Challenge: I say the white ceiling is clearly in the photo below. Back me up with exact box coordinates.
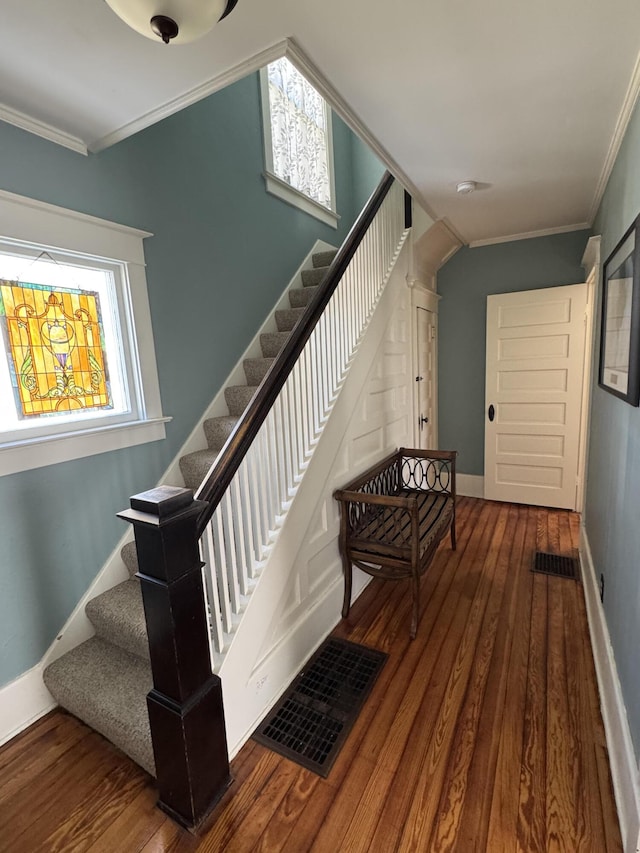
[2,0,640,245]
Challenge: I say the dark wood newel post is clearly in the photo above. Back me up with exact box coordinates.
[118,485,230,830]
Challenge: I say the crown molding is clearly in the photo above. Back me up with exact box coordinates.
[589,47,640,224]
[89,39,291,152]
[468,221,591,249]
[0,102,87,156]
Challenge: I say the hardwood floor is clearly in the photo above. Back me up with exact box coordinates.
[0,498,622,852]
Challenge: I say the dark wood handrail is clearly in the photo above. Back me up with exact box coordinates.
[196,170,397,535]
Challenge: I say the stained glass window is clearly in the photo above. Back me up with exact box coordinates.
[0,280,111,418]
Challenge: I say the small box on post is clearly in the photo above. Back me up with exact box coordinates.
[118,485,230,830]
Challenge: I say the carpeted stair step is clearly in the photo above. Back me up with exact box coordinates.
[243,358,274,386]
[312,249,337,268]
[301,266,329,288]
[275,307,306,332]
[121,540,138,578]
[180,447,219,490]
[43,637,155,776]
[289,286,319,309]
[85,579,149,661]
[260,332,290,358]
[204,414,240,451]
[225,385,258,416]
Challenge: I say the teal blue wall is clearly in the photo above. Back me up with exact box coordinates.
[0,72,383,688]
[587,95,640,761]
[437,230,590,474]
[350,134,386,218]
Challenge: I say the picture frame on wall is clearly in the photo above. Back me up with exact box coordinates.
[599,215,640,406]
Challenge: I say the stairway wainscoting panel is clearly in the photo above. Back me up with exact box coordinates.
[218,238,412,756]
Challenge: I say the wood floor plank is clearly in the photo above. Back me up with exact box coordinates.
[546,574,578,852]
[449,503,533,852]
[561,575,606,851]
[0,710,90,802]
[308,756,378,852]
[223,759,303,852]
[425,503,522,852]
[516,569,549,853]
[192,749,282,852]
[376,502,511,851]
[0,499,622,853]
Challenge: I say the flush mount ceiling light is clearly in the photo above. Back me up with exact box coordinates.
[456,180,477,195]
[105,0,238,44]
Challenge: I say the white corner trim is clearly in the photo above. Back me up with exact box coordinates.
[468,222,591,249]
[0,102,88,156]
[580,524,640,853]
[589,47,640,226]
[0,665,56,747]
[89,40,291,152]
[457,474,484,499]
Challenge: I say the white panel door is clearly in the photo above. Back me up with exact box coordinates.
[416,306,436,448]
[485,283,588,509]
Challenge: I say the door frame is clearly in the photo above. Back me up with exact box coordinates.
[408,280,440,449]
[576,236,600,512]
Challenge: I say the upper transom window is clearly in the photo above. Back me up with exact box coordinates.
[260,57,338,228]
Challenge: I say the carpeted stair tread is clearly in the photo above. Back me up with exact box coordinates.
[289,286,318,309]
[204,414,240,451]
[301,266,329,288]
[121,540,138,578]
[312,250,337,268]
[225,384,258,416]
[275,307,306,332]
[180,447,219,490]
[43,637,155,776]
[260,332,290,357]
[85,579,149,661]
[243,357,275,386]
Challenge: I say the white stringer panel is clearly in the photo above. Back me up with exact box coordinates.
[485,283,588,509]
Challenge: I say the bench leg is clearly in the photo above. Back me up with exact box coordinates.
[410,574,420,639]
[341,554,353,619]
[450,519,457,551]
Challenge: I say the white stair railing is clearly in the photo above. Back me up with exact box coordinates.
[197,177,408,657]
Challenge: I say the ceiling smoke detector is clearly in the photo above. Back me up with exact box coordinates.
[456,180,477,195]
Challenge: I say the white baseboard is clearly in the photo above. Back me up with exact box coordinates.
[0,665,56,747]
[580,525,640,853]
[457,474,484,499]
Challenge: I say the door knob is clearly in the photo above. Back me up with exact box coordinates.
[419,415,429,430]
[488,405,495,422]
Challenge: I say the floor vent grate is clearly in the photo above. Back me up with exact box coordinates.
[532,551,580,580]
[252,637,387,777]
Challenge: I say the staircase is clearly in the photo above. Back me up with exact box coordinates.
[43,248,338,776]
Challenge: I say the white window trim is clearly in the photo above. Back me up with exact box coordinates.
[0,189,170,477]
[259,65,339,229]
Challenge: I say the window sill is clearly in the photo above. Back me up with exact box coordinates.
[263,172,340,229]
[0,416,172,477]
